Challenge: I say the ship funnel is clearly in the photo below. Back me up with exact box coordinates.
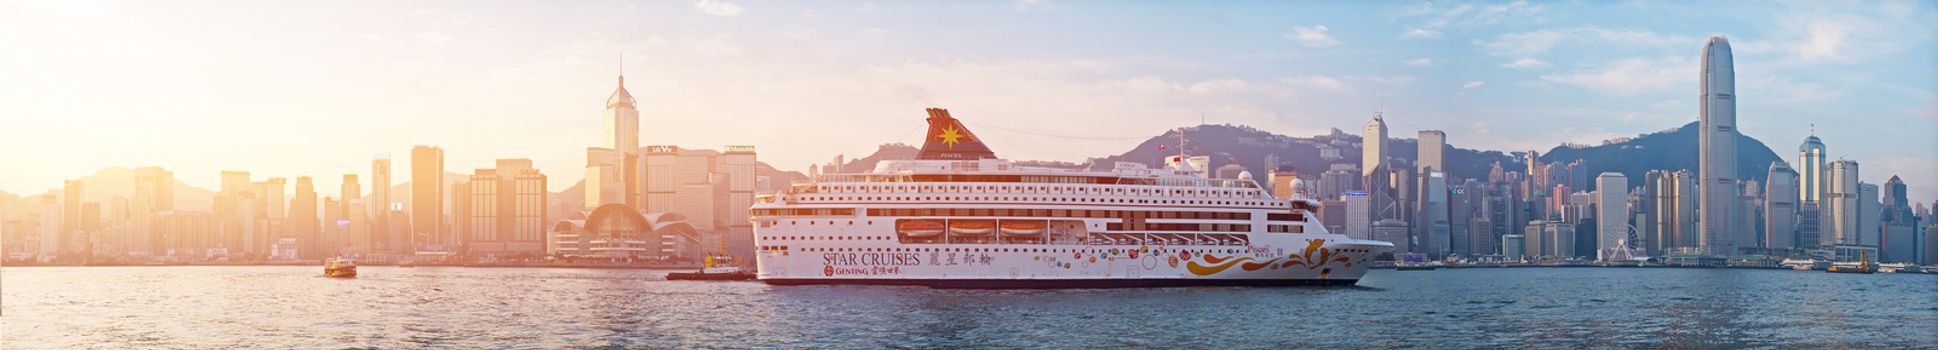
[916,108,999,160]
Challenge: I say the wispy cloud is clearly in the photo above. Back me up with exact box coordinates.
[1462,81,1486,90]
[1539,56,1693,96]
[1478,26,1695,59]
[1013,0,1057,11]
[1285,25,1340,48]
[1402,28,1441,39]
[416,31,451,44]
[1283,75,1351,92]
[1405,58,1436,67]
[693,0,744,17]
[1501,58,1546,69]
[1395,0,1544,39]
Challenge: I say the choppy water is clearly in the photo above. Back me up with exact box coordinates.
[4,266,1935,349]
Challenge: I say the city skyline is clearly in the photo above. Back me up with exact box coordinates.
[3,0,1935,201]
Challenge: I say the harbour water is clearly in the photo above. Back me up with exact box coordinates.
[4,266,1935,348]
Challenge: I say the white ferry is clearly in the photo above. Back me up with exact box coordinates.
[749,108,1392,288]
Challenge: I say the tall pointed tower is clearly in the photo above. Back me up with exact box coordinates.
[1698,35,1737,256]
[604,74,640,207]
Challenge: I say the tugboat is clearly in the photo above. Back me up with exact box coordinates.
[324,257,359,278]
[666,256,755,281]
[1825,251,1874,274]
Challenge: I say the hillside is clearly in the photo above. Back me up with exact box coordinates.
[837,122,1785,193]
[1091,124,1519,181]
[1540,122,1784,190]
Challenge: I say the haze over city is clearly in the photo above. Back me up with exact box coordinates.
[3,0,1934,201]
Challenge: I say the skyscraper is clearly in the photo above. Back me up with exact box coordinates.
[133,167,173,211]
[291,176,319,259]
[411,145,445,251]
[1797,135,1826,205]
[216,171,253,254]
[370,155,391,252]
[1765,162,1799,249]
[1595,172,1628,261]
[1420,171,1451,258]
[61,179,84,256]
[1361,113,1387,178]
[340,174,362,255]
[1417,130,1445,174]
[1822,160,1859,246]
[1698,35,1738,256]
[606,74,640,207]
[463,159,549,256]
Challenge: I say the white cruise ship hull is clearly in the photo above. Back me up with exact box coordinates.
[753,219,1388,288]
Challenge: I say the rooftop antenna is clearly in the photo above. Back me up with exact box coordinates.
[1374,88,1385,119]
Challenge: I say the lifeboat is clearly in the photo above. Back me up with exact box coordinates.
[898,220,946,238]
[949,220,996,236]
[999,220,1047,236]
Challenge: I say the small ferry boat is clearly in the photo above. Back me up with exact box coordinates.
[324,257,358,278]
[667,256,755,281]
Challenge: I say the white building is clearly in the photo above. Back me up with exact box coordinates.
[1343,192,1370,240]
[1595,172,1628,261]
[1417,130,1445,174]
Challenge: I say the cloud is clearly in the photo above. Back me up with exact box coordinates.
[857,2,881,14]
[1402,28,1441,39]
[1462,81,1486,90]
[1478,26,1695,58]
[1395,0,1544,38]
[416,31,451,44]
[1282,75,1350,92]
[1284,25,1340,48]
[693,0,744,17]
[1013,0,1057,11]
[1539,56,1693,96]
[1796,22,1848,62]
[1501,58,1547,69]
[1405,58,1436,67]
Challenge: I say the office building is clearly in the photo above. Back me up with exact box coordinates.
[1698,35,1738,256]
[370,155,392,253]
[1419,171,1451,258]
[1797,134,1826,205]
[61,180,85,256]
[1858,183,1879,247]
[1764,162,1798,249]
[463,159,549,256]
[1595,172,1628,260]
[1417,130,1445,175]
[290,176,319,259]
[412,145,445,251]
[1822,160,1859,245]
[1373,219,1410,255]
[1343,192,1370,240]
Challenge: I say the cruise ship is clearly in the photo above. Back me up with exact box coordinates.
[749,108,1392,288]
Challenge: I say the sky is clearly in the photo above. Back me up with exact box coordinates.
[2,0,1935,204]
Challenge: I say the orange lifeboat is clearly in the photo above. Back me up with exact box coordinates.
[898,220,946,238]
[949,220,996,236]
[999,220,1047,236]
